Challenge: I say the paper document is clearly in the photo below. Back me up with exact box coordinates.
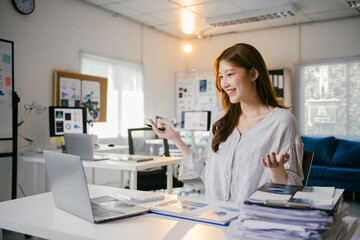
[59,77,81,107]
[245,183,343,211]
[151,198,239,226]
[236,183,347,240]
[249,190,291,202]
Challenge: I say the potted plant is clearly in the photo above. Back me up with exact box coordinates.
[82,91,100,146]
[82,91,100,127]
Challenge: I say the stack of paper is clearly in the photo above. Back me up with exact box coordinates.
[231,183,348,239]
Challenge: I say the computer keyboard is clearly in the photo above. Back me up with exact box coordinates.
[91,202,124,218]
[117,192,165,203]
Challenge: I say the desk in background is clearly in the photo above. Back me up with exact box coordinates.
[0,184,357,240]
[20,152,182,194]
[145,128,209,156]
[18,144,128,195]
[175,128,209,152]
[94,144,129,153]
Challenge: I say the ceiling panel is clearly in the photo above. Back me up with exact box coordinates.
[193,18,212,33]
[294,0,349,14]
[228,0,291,10]
[186,1,243,18]
[85,0,119,6]
[82,0,360,39]
[167,0,221,7]
[134,14,166,26]
[149,7,202,24]
[156,22,198,37]
[104,3,142,17]
[156,17,212,38]
[118,0,180,14]
[307,8,360,21]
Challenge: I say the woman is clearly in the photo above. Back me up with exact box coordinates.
[149,43,303,203]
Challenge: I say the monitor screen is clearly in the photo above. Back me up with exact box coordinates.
[181,111,211,131]
[49,106,87,137]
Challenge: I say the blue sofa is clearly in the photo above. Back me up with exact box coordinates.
[302,136,360,193]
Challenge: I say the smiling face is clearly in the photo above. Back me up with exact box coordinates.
[219,60,254,104]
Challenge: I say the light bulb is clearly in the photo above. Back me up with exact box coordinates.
[184,44,192,53]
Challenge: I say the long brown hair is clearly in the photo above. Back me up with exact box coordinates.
[211,43,287,152]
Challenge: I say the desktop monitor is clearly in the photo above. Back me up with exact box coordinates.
[181,111,211,131]
[49,106,87,137]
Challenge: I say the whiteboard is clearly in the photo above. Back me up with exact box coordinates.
[0,39,13,139]
[175,69,220,124]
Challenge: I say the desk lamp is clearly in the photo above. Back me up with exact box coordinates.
[18,101,47,152]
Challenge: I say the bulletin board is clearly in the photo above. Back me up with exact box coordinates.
[175,69,220,124]
[53,70,107,122]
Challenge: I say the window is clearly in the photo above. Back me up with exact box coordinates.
[299,57,360,139]
[80,53,144,143]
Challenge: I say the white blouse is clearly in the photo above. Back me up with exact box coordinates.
[178,107,304,203]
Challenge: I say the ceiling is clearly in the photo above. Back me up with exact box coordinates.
[81,0,360,39]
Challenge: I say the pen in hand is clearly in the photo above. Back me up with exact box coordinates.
[145,124,166,131]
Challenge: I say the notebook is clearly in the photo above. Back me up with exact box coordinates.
[64,133,110,161]
[43,150,149,223]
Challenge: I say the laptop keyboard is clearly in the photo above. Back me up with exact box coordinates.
[91,202,125,219]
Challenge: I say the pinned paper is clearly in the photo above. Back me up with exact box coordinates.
[2,54,11,64]
[5,77,11,86]
[59,77,81,107]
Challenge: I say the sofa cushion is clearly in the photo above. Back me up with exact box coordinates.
[301,136,336,165]
[325,167,360,181]
[309,165,328,178]
[332,139,360,168]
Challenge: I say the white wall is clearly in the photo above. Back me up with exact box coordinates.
[186,17,360,117]
[143,27,186,118]
[0,0,186,200]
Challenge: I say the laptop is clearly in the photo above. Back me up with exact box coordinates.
[43,150,149,223]
[64,133,109,161]
[64,133,154,162]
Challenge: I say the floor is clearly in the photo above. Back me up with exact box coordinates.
[344,199,360,239]
[2,191,360,240]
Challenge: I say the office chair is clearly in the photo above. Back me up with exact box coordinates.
[128,127,169,156]
[127,128,183,191]
[302,150,314,186]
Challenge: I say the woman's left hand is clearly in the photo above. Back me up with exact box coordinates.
[261,152,289,168]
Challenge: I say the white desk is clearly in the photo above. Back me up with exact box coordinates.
[19,145,129,195]
[0,185,357,240]
[21,152,182,194]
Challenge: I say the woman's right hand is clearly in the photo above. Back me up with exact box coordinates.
[148,119,179,142]
[148,119,190,156]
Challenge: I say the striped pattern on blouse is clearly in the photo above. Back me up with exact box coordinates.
[178,107,304,203]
